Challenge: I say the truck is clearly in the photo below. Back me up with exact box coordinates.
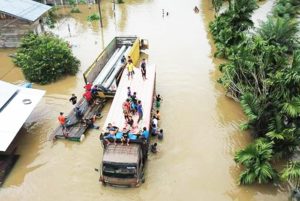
[83,36,148,98]
[99,50,156,187]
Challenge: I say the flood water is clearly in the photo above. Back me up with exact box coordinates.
[0,0,289,200]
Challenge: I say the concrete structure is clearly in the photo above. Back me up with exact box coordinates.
[0,0,51,48]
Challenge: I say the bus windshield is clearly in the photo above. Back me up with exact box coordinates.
[103,163,137,178]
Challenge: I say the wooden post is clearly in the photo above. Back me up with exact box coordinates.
[97,0,103,28]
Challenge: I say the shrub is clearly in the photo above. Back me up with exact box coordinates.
[87,13,100,21]
[13,33,80,85]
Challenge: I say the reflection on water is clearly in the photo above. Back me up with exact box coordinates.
[0,0,289,200]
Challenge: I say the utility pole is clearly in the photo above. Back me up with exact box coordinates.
[97,0,103,28]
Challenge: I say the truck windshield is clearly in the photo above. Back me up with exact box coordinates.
[103,164,137,178]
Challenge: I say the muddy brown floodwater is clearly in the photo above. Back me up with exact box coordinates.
[0,0,290,200]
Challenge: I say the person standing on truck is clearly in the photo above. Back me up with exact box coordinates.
[127,86,131,97]
[127,56,133,63]
[84,82,93,91]
[137,100,143,123]
[126,116,134,128]
[83,90,93,105]
[121,55,126,65]
[141,127,149,140]
[58,112,66,129]
[75,106,83,120]
[131,92,137,103]
[69,94,77,105]
[127,61,135,80]
[141,58,147,80]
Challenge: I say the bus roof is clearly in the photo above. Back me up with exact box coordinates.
[103,144,140,164]
[104,64,156,133]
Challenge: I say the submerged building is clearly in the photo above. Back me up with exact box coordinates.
[0,0,51,48]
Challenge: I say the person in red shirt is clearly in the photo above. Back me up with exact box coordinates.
[84,82,92,91]
[58,112,66,128]
[83,90,92,105]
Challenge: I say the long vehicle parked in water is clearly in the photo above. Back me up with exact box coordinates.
[99,59,156,187]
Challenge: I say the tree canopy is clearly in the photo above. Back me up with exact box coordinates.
[14,33,80,84]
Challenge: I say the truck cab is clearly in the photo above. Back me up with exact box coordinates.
[100,144,145,187]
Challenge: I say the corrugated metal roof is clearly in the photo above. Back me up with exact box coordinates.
[0,81,45,152]
[0,0,51,22]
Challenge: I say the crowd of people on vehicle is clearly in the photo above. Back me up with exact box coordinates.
[102,87,163,153]
[57,81,103,137]
[58,56,163,153]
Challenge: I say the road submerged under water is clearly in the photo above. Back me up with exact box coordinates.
[0,0,290,200]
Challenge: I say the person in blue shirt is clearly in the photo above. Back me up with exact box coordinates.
[141,127,149,140]
[137,100,143,123]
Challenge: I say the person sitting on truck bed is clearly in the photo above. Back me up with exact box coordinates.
[104,133,116,145]
[127,132,138,146]
[121,127,129,145]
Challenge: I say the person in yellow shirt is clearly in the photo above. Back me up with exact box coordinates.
[127,60,135,79]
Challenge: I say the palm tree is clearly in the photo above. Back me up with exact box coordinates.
[258,17,299,52]
[235,138,277,184]
[281,161,300,189]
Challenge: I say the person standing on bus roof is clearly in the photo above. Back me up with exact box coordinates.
[141,58,147,80]
[137,100,143,123]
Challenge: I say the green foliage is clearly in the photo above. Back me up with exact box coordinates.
[68,0,76,6]
[235,138,278,184]
[79,0,86,4]
[258,17,299,52]
[211,0,224,14]
[71,7,81,13]
[210,0,300,187]
[45,6,59,29]
[209,0,258,58]
[281,161,300,188]
[273,0,300,19]
[13,33,80,85]
[87,13,100,21]
[116,0,124,3]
